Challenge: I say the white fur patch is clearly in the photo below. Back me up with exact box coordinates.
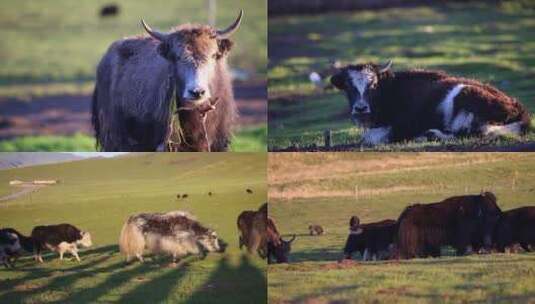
[361,126,391,145]
[437,84,465,130]
[348,70,374,95]
[425,129,454,140]
[481,122,522,137]
[451,110,474,133]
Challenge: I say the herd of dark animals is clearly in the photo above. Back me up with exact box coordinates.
[175,188,252,199]
[256,192,535,264]
[3,192,532,268]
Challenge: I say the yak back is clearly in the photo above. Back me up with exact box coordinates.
[31,224,82,247]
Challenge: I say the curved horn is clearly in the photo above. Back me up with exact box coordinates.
[216,10,243,39]
[379,59,393,73]
[140,19,167,41]
[286,234,296,243]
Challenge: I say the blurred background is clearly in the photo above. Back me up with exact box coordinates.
[268,0,535,151]
[0,0,267,152]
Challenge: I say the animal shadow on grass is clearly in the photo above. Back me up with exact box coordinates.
[0,245,119,303]
[187,255,266,304]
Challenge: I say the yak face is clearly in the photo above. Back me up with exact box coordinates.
[269,235,295,263]
[77,231,93,248]
[0,232,21,253]
[142,10,242,105]
[198,231,226,253]
[330,60,392,127]
[343,230,364,259]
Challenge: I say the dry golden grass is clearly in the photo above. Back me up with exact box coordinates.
[268,153,526,185]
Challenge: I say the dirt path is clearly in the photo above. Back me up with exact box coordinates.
[0,81,266,140]
[0,184,44,202]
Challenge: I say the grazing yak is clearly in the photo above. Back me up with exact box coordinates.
[0,230,21,268]
[330,61,530,145]
[119,211,226,264]
[494,206,535,253]
[397,192,502,259]
[92,10,243,151]
[31,224,93,263]
[267,217,295,264]
[343,216,397,261]
[308,225,324,236]
[237,203,267,257]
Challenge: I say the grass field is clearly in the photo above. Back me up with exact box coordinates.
[268,153,535,303]
[0,153,267,303]
[0,0,267,151]
[268,2,535,151]
[0,125,267,152]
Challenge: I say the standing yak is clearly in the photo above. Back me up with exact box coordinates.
[397,192,502,259]
[92,11,243,151]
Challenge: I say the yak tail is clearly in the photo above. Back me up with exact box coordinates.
[119,220,145,261]
[91,84,101,150]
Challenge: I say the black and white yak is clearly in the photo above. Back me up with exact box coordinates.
[119,211,226,264]
[330,60,531,145]
[31,224,93,263]
[0,229,21,268]
[92,11,243,151]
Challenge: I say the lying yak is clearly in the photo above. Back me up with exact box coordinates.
[31,224,93,263]
[343,216,397,261]
[494,206,535,253]
[119,211,226,264]
[93,10,242,151]
[330,60,530,145]
[0,229,21,268]
[397,192,502,259]
[237,203,267,257]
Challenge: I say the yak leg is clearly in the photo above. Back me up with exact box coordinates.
[136,253,144,263]
[362,249,370,261]
[520,242,531,252]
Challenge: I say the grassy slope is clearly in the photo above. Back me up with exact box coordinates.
[0,125,268,152]
[268,3,535,151]
[0,0,267,152]
[0,153,267,303]
[268,153,535,303]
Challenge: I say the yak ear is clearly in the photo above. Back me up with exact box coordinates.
[330,72,346,90]
[157,42,173,60]
[216,39,233,59]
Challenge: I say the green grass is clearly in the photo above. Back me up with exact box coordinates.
[268,153,535,303]
[0,125,267,152]
[0,153,267,303]
[0,0,266,96]
[268,3,535,151]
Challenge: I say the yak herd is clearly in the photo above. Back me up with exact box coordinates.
[343,192,535,261]
[2,192,533,268]
[242,192,534,264]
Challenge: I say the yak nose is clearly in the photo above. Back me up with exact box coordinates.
[189,88,206,100]
[353,105,369,113]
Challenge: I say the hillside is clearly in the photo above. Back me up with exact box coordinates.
[0,152,84,170]
[0,153,267,303]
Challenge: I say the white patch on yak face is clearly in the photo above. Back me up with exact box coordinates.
[197,231,221,253]
[348,69,376,115]
[176,61,214,104]
[77,232,93,248]
[437,84,465,130]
